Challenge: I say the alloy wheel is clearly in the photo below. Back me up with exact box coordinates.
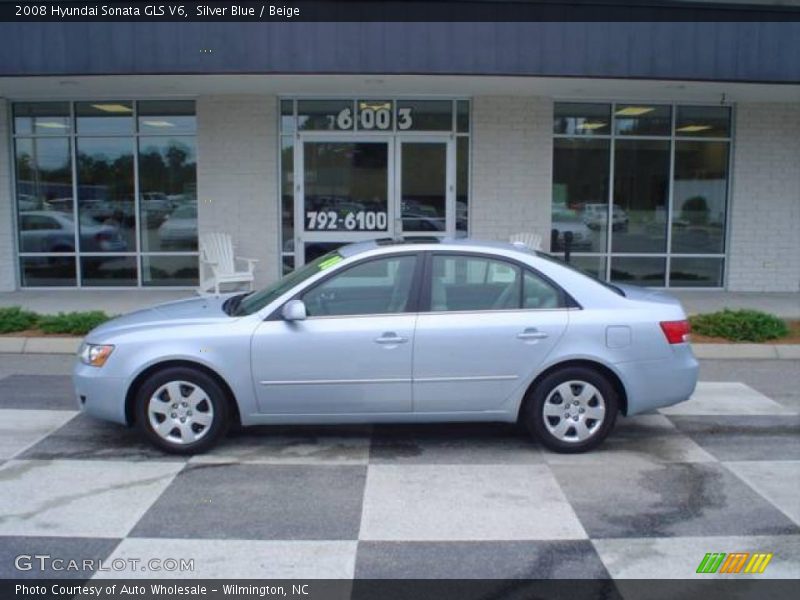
[542,380,606,443]
[147,380,215,445]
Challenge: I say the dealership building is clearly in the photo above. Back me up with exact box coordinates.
[0,8,798,294]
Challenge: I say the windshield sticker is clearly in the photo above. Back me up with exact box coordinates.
[318,255,344,270]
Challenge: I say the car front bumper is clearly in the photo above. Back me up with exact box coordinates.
[73,361,129,425]
[616,344,699,416]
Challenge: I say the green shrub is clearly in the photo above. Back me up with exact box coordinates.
[37,311,111,335]
[690,309,789,342]
[0,306,39,333]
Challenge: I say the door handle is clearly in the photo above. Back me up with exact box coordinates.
[517,328,548,340]
[375,332,408,344]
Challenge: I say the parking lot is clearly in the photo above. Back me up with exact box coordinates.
[0,354,798,580]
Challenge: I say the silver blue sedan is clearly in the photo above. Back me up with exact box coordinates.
[73,239,698,454]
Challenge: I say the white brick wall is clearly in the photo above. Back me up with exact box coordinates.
[196,95,279,288]
[727,103,800,292]
[470,96,553,247]
[0,99,15,291]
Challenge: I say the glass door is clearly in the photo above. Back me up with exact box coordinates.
[395,137,454,238]
[296,137,393,265]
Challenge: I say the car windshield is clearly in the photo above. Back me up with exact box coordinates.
[534,251,625,297]
[230,252,345,316]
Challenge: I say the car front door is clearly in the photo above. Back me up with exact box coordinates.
[412,252,569,414]
[251,253,421,415]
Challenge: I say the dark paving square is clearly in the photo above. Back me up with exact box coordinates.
[369,423,542,464]
[355,540,610,579]
[552,461,800,539]
[667,415,800,461]
[130,463,367,540]
[0,375,76,410]
[0,536,120,579]
[17,413,185,462]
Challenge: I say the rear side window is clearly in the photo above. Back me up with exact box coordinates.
[523,270,561,309]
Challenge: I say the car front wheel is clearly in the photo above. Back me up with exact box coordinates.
[522,366,618,453]
[134,366,229,454]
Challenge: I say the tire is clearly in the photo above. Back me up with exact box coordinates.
[134,366,230,455]
[522,366,618,453]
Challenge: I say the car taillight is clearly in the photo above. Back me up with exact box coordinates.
[660,320,691,344]
[95,232,112,242]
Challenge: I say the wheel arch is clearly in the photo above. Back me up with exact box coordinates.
[518,358,629,419]
[124,359,241,427]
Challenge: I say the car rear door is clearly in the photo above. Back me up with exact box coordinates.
[412,252,568,413]
[251,252,422,415]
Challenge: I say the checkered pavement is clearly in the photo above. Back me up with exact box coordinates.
[0,373,798,580]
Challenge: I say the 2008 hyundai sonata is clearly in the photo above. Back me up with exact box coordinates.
[74,239,698,454]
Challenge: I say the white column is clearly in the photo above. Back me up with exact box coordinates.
[470,96,553,248]
[196,95,279,287]
[727,103,800,292]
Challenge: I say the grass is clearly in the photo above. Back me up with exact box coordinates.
[0,306,111,336]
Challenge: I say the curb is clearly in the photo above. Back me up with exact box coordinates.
[1,336,799,360]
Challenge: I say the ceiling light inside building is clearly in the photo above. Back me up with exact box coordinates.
[91,103,133,113]
[676,125,713,133]
[577,121,607,130]
[615,106,655,117]
[142,120,175,127]
[35,121,68,129]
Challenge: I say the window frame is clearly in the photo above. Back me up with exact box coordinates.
[419,251,573,314]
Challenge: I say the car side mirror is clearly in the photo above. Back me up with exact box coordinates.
[282,299,307,321]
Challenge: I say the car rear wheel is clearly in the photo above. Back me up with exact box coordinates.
[134,366,229,454]
[522,366,618,453]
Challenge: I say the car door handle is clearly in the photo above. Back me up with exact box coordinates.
[517,328,548,340]
[375,332,408,344]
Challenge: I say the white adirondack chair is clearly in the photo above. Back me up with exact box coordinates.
[509,232,543,251]
[198,233,258,296]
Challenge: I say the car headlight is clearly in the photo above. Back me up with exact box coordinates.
[78,343,114,367]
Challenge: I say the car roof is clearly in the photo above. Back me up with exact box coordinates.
[339,237,537,258]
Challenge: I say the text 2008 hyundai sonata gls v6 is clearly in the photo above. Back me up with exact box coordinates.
[74,239,698,454]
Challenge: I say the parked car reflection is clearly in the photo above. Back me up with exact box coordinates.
[19,210,127,253]
[158,204,198,249]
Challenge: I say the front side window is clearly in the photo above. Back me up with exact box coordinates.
[431,255,522,312]
[303,255,417,317]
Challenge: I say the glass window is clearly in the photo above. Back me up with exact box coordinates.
[552,138,610,253]
[19,256,76,287]
[280,99,295,134]
[138,137,197,252]
[456,100,470,133]
[14,102,71,135]
[676,106,731,138]
[400,142,447,234]
[396,100,452,131]
[456,137,469,235]
[303,255,417,317]
[610,256,666,287]
[15,137,74,253]
[670,257,724,288]
[431,255,521,312]
[560,255,607,281]
[76,137,135,253]
[80,255,138,286]
[281,137,294,254]
[554,103,611,136]
[298,99,354,131]
[671,141,729,254]
[523,271,561,309]
[76,102,133,135]
[142,255,199,287]
[138,101,196,134]
[614,104,671,136]
[612,139,670,253]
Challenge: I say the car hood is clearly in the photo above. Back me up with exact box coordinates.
[87,294,238,339]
